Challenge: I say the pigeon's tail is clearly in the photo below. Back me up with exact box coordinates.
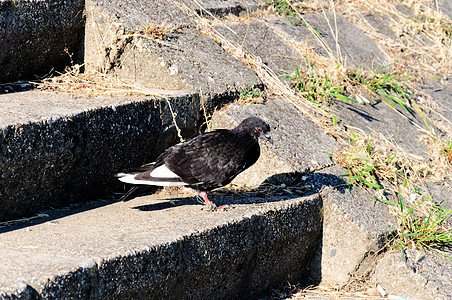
[116,164,191,187]
[116,164,189,201]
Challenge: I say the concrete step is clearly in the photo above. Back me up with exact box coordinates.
[83,0,262,112]
[0,190,321,299]
[0,89,202,222]
[0,0,84,83]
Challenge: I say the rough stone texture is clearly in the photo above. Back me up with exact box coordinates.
[0,90,201,222]
[417,78,452,221]
[0,89,191,127]
[210,97,340,187]
[418,179,452,231]
[209,100,401,287]
[174,0,266,17]
[372,248,452,299]
[307,166,398,286]
[215,20,303,79]
[410,78,452,221]
[419,77,452,124]
[330,100,430,158]
[88,0,194,29]
[433,0,452,18]
[424,179,452,207]
[0,192,322,299]
[116,29,262,111]
[0,0,85,83]
[83,0,193,73]
[265,14,389,69]
[363,12,399,40]
[84,0,261,111]
[362,4,444,49]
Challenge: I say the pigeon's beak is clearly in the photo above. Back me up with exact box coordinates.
[260,132,273,145]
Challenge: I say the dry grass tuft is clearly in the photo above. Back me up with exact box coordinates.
[271,280,381,299]
[334,131,451,252]
[35,64,167,98]
[35,65,185,142]
[141,23,181,39]
[421,133,452,172]
[334,132,434,192]
[339,0,452,79]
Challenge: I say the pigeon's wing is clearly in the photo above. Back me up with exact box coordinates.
[163,129,260,190]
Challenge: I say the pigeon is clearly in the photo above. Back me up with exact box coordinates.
[116,117,272,210]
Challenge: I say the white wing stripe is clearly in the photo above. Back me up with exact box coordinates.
[117,173,189,186]
[149,165,180,178]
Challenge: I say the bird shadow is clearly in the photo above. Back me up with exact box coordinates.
[344,106,380,123]
[133,171,347,212]
[133,197,189,211]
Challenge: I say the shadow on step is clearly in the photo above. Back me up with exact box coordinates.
[133,171,347,211]
[0,197,118,234]
[0,171,346,235]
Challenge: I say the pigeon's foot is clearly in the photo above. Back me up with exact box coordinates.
[198,191,228,212]
[201,203,217,211]
[201,203,229,212]
[214,205,229,211]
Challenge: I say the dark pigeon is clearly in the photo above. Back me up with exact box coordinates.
[116,117,272,210]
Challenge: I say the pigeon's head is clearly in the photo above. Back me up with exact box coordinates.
[236,117,272,143]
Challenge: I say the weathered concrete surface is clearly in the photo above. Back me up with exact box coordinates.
[116,28,262,112]
[84,0,194,73]
[0,192,322,299]
[372,248,452,299]
[363,12,399,41]
[419,77,452,124]
[423,180,452,224]
[84,0,262,111]
[265,13,389,69]
[303,12,389,69]
[0,90,201,222]
[174,0,266,17]
[215,20,303,79]
[0,89,190,127]
[330,100,430,158]
[0,0,85,83]
[210,98,340,187]
[433,0,452,18]
[301,166,398,287]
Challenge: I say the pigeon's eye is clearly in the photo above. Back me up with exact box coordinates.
[256,127,262,132]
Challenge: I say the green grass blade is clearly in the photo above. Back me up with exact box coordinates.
[331,93,357,103]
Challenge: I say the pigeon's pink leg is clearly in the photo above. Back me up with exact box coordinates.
[199,191,228,211]
[199,191,212,205]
